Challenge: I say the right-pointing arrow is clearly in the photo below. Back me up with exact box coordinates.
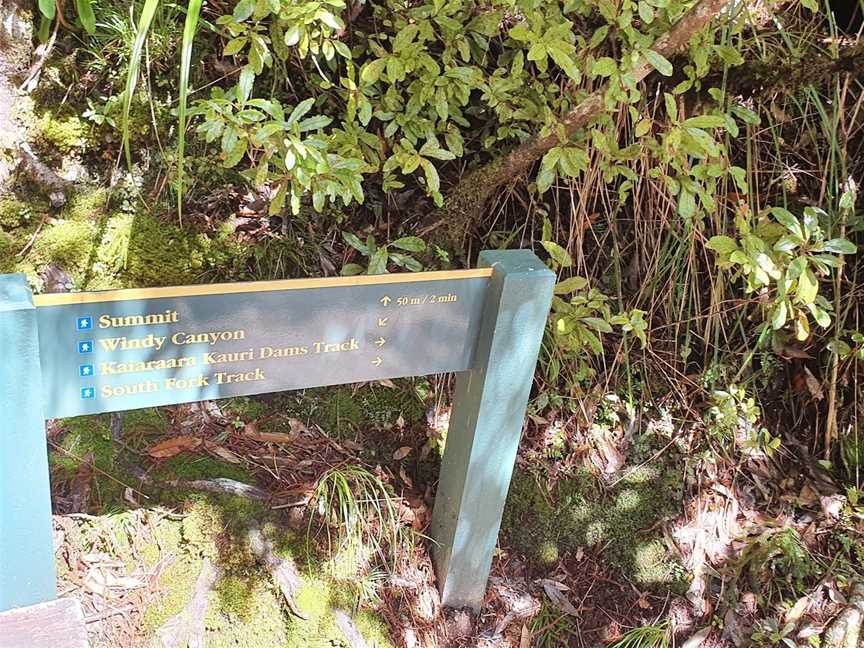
[375,337,386,347]
[371,357,383,367]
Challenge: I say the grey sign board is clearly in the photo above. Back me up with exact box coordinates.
[34,271,492,418]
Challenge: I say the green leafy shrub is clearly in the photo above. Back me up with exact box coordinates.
[707,205,857,340]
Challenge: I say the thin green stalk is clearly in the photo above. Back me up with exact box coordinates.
[177,0,203,223]
[121,0,160,169]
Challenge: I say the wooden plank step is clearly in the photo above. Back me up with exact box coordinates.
[0,598,88,648]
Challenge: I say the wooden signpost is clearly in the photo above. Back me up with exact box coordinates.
[0,249,553,632]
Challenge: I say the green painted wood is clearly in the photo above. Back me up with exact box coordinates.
[0,274,57,612]
[35,276,489,418]
[0,250,552,614]
[430,250,554,610]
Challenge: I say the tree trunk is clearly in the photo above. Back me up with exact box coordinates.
[434,0,734,245]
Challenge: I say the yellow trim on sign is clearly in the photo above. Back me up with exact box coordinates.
[32,268,494,306]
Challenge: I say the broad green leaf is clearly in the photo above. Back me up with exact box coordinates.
[770,207,804,239]
[682,115,726,129]
[823,238,857,254]
[536,167,555,194]
[224,38,248,56]
[582,317,613,333]
[233,0,255,21]
[284,24,301,46]
[678,188,696,219]
[643,49,672,76]
[547,44,581,81]
[541,240,573,267]
[706,235,738,255]
[796,268,819,304]
[591,57,617,77]
[554,276,588,294]
[664,92,678,122]
[76,0,96,33]
[360,59,387,84]
[827,339,852,357]
[341,263,365,276]
[771,301,788,329]
[39,0,56,20]
[390,253,423,272]
[638,2,654,23]
[342,231,368,254]
[298,115,332,132]
[286,98,315,126]
[527,43,547,63]
[238,65,255,102]
[314,9,343,30]
[419,158,440,192]
[391,236,426,252]
[773,236,799,253]
[807,303,831,328]
[367,248,389,275]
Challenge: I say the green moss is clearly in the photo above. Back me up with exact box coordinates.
[140,513,184,568]
[223,397,273,422]
[156,454,253,485]
[50,415,134,510]
[121,408,168,438]
[0,198,36,229]
[536,540,560,568]
[354,611,395,648]
[304,383,425,438]
[214,575,256,620]
[0,232,16,273]
[123,214,208,286]
[205,579,288,647]
[31,219,98,275]
[35,111,86,156]
[62,188,109,222]
[141,555,203,635]
[502,453,687,593]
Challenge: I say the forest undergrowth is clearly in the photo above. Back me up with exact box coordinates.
[1,0,863,646]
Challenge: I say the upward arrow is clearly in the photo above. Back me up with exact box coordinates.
[379,295,391,306]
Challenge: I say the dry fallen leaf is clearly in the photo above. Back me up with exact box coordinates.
[287,418,309,434]
[242,421,296,444]
[520,624,530,648]
[147,436,203,458]
[539,579,580,616]
[203,441,242,464]
[393,446,412,460]
[803,367,824,401]
[399,465,413,489]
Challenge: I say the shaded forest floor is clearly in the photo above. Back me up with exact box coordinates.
[1,1,864,647]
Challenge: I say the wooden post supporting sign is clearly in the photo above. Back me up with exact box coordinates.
[0,249,553,623]
[432,250,554,609]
